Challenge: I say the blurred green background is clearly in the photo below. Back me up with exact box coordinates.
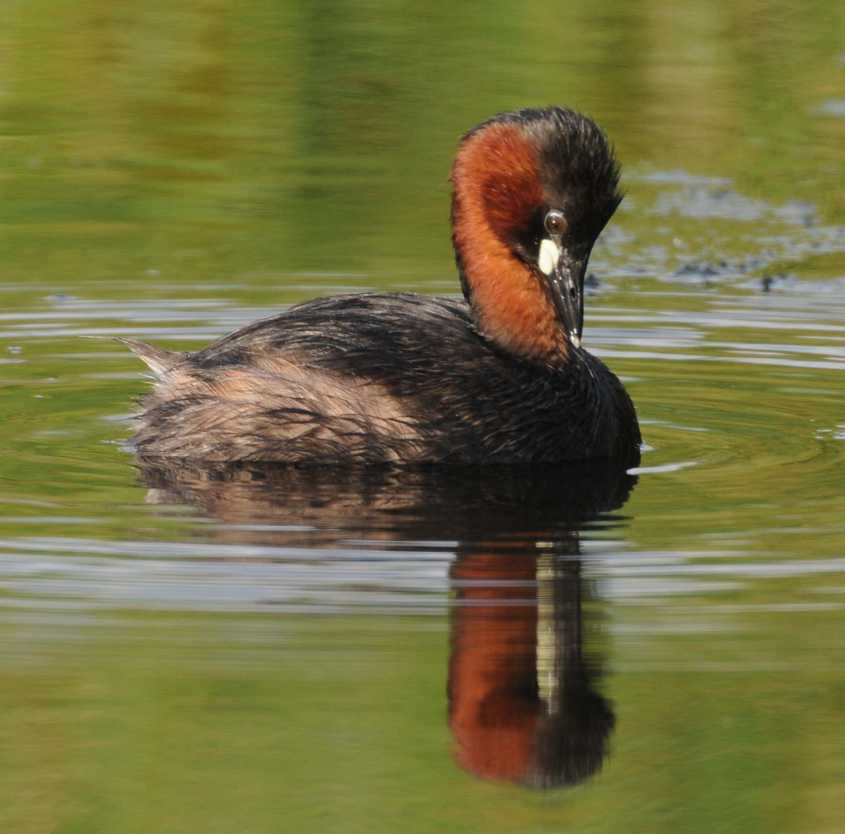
[2,0,844,290]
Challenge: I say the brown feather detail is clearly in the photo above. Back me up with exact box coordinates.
[117,337,185,377]
[134,356,424,463]
[452,123,567,365]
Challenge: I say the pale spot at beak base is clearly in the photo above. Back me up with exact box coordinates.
[538,238,560,276]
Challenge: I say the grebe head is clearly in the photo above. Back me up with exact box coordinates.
[451,107,622,365]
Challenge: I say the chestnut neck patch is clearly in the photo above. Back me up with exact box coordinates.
[451,122,567,366]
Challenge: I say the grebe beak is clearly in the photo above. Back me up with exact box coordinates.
[538,239,586,349]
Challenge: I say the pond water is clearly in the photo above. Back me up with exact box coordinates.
[2,3,845,832]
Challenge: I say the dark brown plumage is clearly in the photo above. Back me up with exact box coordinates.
[124,107,640,466]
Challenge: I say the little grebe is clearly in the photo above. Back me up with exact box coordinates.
[124,106,640,465]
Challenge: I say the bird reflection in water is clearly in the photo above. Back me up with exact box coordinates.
[137,458,636,790]
[451,532,614,789]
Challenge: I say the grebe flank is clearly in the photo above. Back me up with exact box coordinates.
[124,106,640,465]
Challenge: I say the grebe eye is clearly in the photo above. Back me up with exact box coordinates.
[544,210,567,236]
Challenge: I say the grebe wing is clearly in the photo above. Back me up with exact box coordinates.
[190,293,479,385]
[127,295,477,463]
